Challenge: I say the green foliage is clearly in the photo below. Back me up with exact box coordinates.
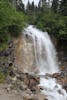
[0,42,8,52]
[51,0,59,13]
[25,0,67,40]
[60,0,67,16]
[0,72,5,83]
[0,0,67,43]
[34,11,67,39]
[0,0,25,42]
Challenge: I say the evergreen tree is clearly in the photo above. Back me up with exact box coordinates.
[9,0,17,7]
[26,1,35,15]
[16,0,24,12]
[31,1,35,11]
[26,0,30,14]
[38,0,48,12]
[60,0,67,16]
[52,0,59,13]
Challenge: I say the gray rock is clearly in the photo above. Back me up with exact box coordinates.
[63,84,67,91]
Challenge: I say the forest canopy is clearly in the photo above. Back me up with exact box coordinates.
[0,0,67,42]
[0,0,25,42]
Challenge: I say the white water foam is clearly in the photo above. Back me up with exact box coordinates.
[40,77,67,100]
[23,25,59,75]
[23,25,67,100]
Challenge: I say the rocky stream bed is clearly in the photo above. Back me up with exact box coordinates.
[0,39,67,100]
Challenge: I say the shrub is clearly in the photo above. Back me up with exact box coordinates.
[0,0,25,41]
[35,11,67,39]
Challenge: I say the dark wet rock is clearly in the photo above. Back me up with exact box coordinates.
[31,87,36,93]
[61,71,67,77]
[24,73,40,89]
[63,84,67,92]
[4,50,11,56]
[58,89,64,95]
[9,71,15,77]
[52,73,60,78]
[4,48,14,57]
[39,86,44,90]
[8,61,13,66]
[52,72,67,80]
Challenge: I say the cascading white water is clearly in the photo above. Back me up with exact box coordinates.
[23,25,67,100]
[40,77,67,100]
[23,25,59,74]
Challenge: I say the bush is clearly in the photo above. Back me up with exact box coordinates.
[0,0,25,41]
[35,11,67,39]
[8,24,22,37]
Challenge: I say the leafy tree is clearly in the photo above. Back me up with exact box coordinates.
[0,0,25,42]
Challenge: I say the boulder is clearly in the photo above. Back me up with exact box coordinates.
[24,73,39,89]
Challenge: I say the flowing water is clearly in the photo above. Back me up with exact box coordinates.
[23,25,67,100]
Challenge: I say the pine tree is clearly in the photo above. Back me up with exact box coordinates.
[31,1,35,11]
[26,0,30,13]
[52,0,59,13]
[16,0,24,12]
[60,0,67,16]
[38,0,48,12]
[9,0,17,7]
[26,1,35,15]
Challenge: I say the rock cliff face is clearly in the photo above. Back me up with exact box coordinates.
[0,34,67,100]
[14,35,36,73]
[0,40,15,77]
[13,34,67,91]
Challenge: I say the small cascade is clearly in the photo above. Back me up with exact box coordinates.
[23,25,67,100]
[40,77,67,100]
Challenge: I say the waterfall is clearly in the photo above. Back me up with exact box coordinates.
[23,25,67,100]
[23,25,59,74]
